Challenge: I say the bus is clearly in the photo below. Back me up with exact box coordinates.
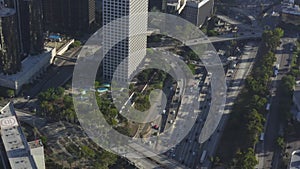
[200,150,207,164]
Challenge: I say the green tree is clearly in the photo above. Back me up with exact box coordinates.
[100,150,118,168]
[40,135,47,146]
[81,145,95,158]
[250,95,267,112]
[277,137,285,150]
[56,87,65,97]
[273,27,284,38]
[72,40,81,48]
[281,75,295,94]
[246,109,264,144]
[231,148,258,169]
[63,95,73,108]
[207,30,218,36]
[6,89,15,98]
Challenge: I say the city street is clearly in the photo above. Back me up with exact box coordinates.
[201,42,258,169]
[256,37,297,169]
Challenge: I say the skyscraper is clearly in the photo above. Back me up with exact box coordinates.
[149,0,167,12]
[0,0,21,75]
[42,0,95,34]
[18,0,44,56]
[0,0,44,75]
[180,0,214,27]
[102,0,148,82]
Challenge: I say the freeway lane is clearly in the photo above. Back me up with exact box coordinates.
[200,42,258,169]
[258,38,296,169]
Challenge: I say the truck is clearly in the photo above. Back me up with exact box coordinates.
[200,150,207,164]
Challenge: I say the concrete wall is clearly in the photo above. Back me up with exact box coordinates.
[180,0,214,27]
[282,12,300,25]
[30,146,45,169]
[0,39,74,94]
[0,50,53,93]
[57,39,75,56]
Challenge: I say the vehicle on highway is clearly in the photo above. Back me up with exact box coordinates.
[275,64,279,70]
[153,125,159,130]
[266,103,271,111]
[273,64,279,77]
[260,133,264,141]
[273,69,278,77]
[200,150,207,164]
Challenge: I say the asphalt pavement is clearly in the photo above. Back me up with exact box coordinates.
[256,38,296,169]
[201,42,258,169]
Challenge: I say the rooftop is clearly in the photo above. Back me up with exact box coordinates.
[0,102,38,169]
[282,6,300,15]
[0,48,52,81]
[28,140,43,150]
[186,0,210,8]
[282,0,300,15]
[0,48,53,90]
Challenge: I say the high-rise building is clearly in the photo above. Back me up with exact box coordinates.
[95,0,102,24]
[166,0,187,14]
[149,0,167,12]
[18,0,44,56]
[0,0,45,75]
[42,0,95,34]
[0,102,45,169]
[166,0,214,27]
[0,0,21,75]
[180,0,214,27]
[103,0,148,82]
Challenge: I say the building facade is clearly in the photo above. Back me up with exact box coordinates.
[0,0,21,75]
[180,0,214,27]
[18,0,44,56]
[0,102,45,169]
[0,0,45,75]
[166,0,187,14]
[102,0,148,82]
[42,0,96,34]
[149,0,167,12]
[281,1,300,26]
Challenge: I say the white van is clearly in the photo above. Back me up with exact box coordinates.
[260,133,265,141]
